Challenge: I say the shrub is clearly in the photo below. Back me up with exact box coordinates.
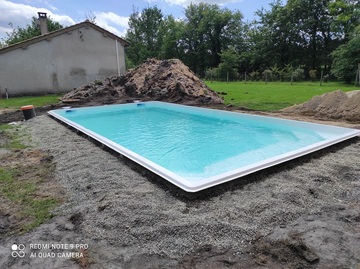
[309,69,317,80]
[263,70,273,81]
[292,67,305,81]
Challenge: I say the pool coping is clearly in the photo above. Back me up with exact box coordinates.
[48,101,360,192]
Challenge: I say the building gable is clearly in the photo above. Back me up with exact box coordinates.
[0,21,129,55]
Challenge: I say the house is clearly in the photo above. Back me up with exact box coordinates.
[0,13,130,96]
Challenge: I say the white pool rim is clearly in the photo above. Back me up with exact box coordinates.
[48,102,360,192]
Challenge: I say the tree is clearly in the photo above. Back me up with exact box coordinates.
[286,0,337,74]
[181,3,244,77]
[159,15,185,60]
[329,0,360,41]
[331,26,360,83]
[249,0,347,77]
[2,16,63,46]
[124,4,244,76]
[125,6,165,66]
[217,47,239,82]
[247,0,303,72]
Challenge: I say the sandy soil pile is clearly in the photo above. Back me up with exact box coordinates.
[0,115,359,268]
[62,58,223,105]
[282,90,360,121]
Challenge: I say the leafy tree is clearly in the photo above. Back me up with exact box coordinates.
[252,0,300,69]
[125,6,165,66]
[124,4,245,78]
[249,0,348,78]
[331,26,360,83]
[238,25,268,73]
[286,0,338,74]
[181,3,244,77]
[217,47,239,82]
[329,0,360,41]
[159,15,185,60]
[2,16,63,46]
[122,2,359,82]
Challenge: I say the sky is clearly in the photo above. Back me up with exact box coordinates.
[0,0,278,41]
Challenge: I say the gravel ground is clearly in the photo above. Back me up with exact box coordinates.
[0,114,359,269]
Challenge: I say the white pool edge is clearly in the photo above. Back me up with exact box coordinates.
[48,103,360,192]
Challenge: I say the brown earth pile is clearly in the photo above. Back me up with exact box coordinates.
[282,90,360,122]
[61,58,223,105]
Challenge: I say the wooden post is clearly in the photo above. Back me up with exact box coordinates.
[245,72,247,84]
[357,64,360,87]
[291,73,294,85]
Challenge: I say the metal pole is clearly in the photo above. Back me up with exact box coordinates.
[320,70,323,86]
[115,39,120,76]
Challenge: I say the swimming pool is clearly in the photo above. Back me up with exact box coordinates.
[48,101,360,192]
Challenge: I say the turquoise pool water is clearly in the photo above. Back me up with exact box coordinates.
[49,102,360,192]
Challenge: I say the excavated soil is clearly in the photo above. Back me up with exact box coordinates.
[282,90,360,122]
[61,58,223,106]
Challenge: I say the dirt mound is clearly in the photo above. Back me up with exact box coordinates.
[282,90,360,122]
[62,58,223,105]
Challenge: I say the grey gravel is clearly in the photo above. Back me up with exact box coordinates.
[0,114,359,268]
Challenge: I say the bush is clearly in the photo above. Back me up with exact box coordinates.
[249,71,260,81]
[309,69,317,80]
[263,70,273,81]
[292,67,305,81]
[205,68,217,81]
[331,26,360,83]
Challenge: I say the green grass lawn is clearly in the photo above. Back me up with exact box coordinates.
[0,82,358,112]
[205,81,358,111]
[0,94,62,109]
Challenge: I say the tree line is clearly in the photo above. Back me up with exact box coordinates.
[1,1,359,83]
[125,1,359,83]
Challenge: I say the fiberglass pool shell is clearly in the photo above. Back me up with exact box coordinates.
[48,101,360,192]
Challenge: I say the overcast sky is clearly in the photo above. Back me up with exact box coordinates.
[0,0,279,41]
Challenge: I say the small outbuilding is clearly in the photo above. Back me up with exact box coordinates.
[0,13,130,96]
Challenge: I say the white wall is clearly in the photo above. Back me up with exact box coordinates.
[0,26,126,96]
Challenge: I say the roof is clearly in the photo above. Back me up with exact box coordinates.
[0,21,130,55]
